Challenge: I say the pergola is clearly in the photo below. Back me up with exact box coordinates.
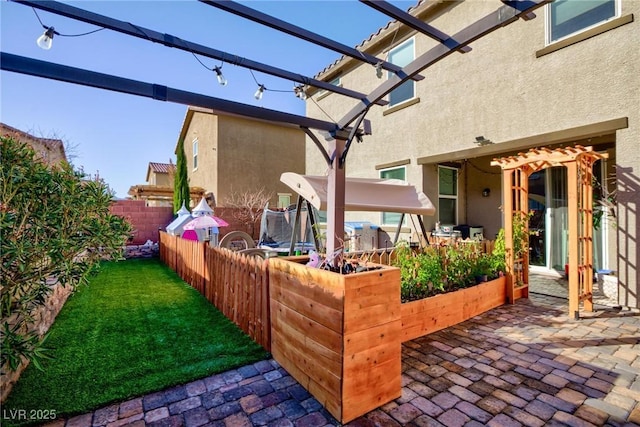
[1,0,551,264]
[491,146,608,319]
[127,184,205,206]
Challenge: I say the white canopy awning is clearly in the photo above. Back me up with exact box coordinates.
[280,172,435,216]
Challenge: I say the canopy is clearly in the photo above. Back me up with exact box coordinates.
[184,215,229,229]
[280,173,435,216]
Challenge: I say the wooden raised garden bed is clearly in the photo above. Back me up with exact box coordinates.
[401,276,507,342]
[268,257,402,424]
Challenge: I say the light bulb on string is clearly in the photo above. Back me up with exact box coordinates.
[294,85,307,100]
[213,66,227,86]
[37,27,56,50]
[254,84,265,100]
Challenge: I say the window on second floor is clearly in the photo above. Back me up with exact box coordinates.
[316,76,341,99]
[438,166,458,225]
[548,0,617,43]
[387,38,415,107]
[192,138,198,170]
[380,166,407,226]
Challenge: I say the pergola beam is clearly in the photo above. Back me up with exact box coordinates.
[338,0,550,129]
[198,0,424,81]
[14,0,387,106]
[359,0,472,53]
[0,52,339,133]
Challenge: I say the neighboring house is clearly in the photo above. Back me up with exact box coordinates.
[128,161,205,207]
[177,106,306,209]
[305,0,638,308]
[1,122,67,166]
[146,162,175,187]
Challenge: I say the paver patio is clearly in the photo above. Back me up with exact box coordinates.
[48,278,639,427]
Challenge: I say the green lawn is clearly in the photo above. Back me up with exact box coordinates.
[3,258,268,422]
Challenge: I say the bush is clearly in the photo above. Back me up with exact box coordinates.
[1,136,132,372]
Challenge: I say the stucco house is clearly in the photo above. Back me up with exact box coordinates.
[1,123,67,166]
[177,106,306,209]
[305,0,638,308]
[146,162,175,187]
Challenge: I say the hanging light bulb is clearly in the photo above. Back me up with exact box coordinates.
[213,66,227,86]
[254,84,265,100]
[37,27,56,50]
[294,85,307,100]
[375,61,383,79]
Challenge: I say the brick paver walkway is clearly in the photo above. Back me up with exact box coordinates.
[49,294,639,427]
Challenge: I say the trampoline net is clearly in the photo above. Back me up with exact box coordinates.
[258,204,316,252]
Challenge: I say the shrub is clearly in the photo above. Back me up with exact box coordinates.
[1,135,132,372]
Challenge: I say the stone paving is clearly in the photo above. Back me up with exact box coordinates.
[47,289,640,427]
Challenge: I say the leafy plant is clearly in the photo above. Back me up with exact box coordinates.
[1,136,132,372]
[490,228,506,275]
[512,212,530,260]
[393,243,444,302]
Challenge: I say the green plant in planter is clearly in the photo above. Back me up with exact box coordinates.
[393,243,444,302]
[444,244,477,288]
[472,252,493,283]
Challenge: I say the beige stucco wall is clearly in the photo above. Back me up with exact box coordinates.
[183,111,219,199]
[306,1,639,307]
[216,115,305,206]
[181,110,305,208]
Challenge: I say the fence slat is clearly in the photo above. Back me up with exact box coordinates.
[158,232,270,350]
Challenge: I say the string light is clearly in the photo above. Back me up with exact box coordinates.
[254,84,266,100]
[32,8,104,50]
[213,65,227,86]
[36,27,56,50]
[294,85,307,100]
[375,61,383,79]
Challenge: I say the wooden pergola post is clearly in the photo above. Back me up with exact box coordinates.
[492,146,607,317]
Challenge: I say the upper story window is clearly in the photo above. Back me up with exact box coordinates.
[388,38,415,107]
[438,166,458,225]
[548,0,617,43]
[380,166,407,226]
[192,138,198,170]
[316,76,341,99]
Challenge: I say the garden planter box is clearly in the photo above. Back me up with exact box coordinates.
[401,276,507,342]
[268,258,402,423]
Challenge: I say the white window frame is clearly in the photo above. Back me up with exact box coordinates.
[192,138,198,171]
[545,0,619,44]
[438,166,458,225]
[387,38,415,107]
[379,166,407,226]
[277,193,291,209]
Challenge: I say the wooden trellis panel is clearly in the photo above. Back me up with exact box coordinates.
[492,146,607,317]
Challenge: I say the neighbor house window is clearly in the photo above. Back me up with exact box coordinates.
[388,38,415,107]
[277,193,291,209]
[380,166,406,226]
[192,138,198,170]
[548,0,617,42]
[438,166,458,225]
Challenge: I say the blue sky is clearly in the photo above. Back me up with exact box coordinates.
[1,1,413,198]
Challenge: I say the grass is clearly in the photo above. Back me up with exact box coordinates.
[3,258,268,422]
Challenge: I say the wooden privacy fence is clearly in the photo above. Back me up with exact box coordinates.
[159,232,270,350]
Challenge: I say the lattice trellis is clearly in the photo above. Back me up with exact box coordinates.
[491,146,607,318]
